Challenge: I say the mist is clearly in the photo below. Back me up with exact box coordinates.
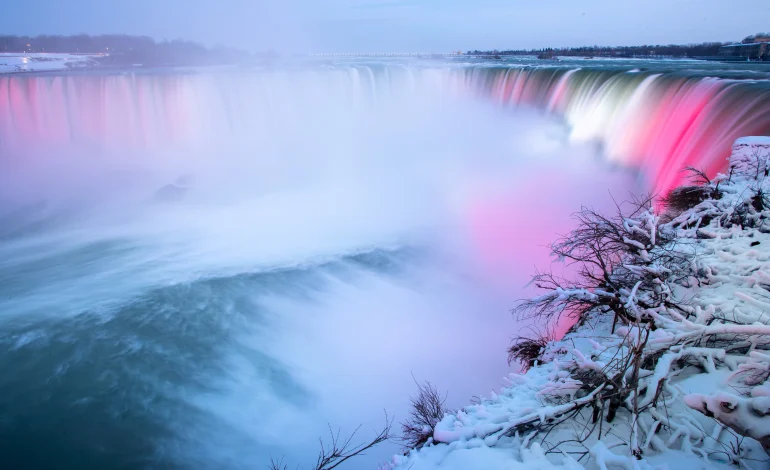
[0,65,640,468]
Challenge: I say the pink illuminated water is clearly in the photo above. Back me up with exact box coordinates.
[462,67,770,196]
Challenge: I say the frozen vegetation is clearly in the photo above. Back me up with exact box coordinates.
[375,137,770,470]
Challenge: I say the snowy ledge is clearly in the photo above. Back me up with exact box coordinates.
[0,53,101,74]
[386,137,770,470]
[734,136,770,148]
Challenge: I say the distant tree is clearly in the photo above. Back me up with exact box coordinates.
[472,39,728,58]
[743,32,770,43]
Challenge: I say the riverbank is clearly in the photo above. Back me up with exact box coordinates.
[387,137,770,470]
[0,52,102,74]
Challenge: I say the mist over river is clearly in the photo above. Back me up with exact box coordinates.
[2,57,768,468]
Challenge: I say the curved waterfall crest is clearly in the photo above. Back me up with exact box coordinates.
[1,64,770,194]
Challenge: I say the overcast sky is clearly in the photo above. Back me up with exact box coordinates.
[2,0,769,53]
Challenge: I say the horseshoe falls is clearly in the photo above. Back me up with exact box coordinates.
[0,59,769,469]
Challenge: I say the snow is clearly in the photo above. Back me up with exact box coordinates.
[390,443,583,470]
[0,53,101,74]
[386,137,770,469]
[734,136,770,147]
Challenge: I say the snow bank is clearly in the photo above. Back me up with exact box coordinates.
[0,53,100,74]
[733,136,770,147]
[387,137,770,469]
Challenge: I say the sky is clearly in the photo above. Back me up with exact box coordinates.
[1,0,769,53]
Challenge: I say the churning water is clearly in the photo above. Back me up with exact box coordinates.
[0,58,768,468]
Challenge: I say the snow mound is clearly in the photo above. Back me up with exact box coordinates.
[733,136,770,147]
[388,137,770,470]
[0,53,100,74]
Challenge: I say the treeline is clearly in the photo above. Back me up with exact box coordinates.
[742,32,770,43]
[0,34,248,66]
[467,42,727,58]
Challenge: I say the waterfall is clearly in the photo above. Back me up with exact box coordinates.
[454,66,770,193]
[1,65,770,196]
[2,62,768,469]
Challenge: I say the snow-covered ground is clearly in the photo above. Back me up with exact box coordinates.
[386,137,770,470]
[0,52,101,74]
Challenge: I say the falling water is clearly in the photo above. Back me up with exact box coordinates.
[3,65,769,197]
[0,60,768,469]
[458,66,770,194]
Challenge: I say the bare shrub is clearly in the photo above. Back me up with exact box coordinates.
[662,166,724,214]
[504,192,702,456]
[661,185,713,213]
[268,414,392,470]
[683,165,713,185]
[513,194,691,330]
[401,380,451,450]
[508,327,554,370]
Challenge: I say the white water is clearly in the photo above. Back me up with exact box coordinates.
[0,68,637,469]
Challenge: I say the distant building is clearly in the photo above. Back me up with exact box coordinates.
[718,41,768,61]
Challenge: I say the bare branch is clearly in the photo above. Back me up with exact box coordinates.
[267,413,393,470]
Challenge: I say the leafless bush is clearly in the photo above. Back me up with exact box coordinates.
[506,192,704,457]
[662,186,713,213]
[513,194,690,330]
[268,414,392,470]
[401,380,450,450]
[508,327,555,370]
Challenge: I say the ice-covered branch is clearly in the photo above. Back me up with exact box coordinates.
[685,393,770,454]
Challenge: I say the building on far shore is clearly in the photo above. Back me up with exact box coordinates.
[718,36,769,61]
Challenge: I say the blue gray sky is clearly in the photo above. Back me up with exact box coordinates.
[2,0,769,53]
